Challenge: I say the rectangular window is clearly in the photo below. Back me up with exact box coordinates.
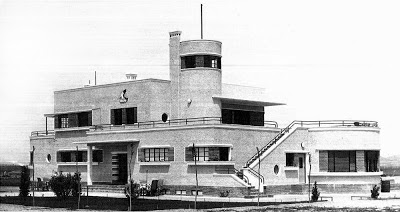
[365,151,379,172]
[111,107,137,125]
[78,112,90,127]
[195,147,209,161]
[327,151,356,172]
[57,150,102,163]
[221,109,264,126]
[61,117,69,128]
[141,148,169,162]
[286,153,295,166]
[186,147,230,162]
[93,150,103,163]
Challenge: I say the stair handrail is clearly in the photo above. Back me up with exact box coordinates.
[247,167,264,184]
[245,120,379,167]
[234,168,250,185]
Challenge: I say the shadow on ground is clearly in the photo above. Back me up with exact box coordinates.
[0,196,306,211]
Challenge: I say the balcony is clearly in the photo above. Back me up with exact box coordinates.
[90,117,279,132]
[30,130,55,137]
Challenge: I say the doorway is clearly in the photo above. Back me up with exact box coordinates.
[298,154,306,183]
[112,153,128,184]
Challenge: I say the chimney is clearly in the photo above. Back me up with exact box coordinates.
[126,73,137,81]
[169,31,182,120]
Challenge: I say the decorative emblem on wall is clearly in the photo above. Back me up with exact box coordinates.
[119,89,128,103]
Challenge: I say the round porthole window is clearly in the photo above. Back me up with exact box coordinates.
[46,154,52,163]
[274,165,279,175]
[162,113,168,122]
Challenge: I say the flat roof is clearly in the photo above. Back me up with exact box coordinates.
[73,139,139,145]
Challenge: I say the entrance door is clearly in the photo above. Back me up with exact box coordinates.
[298,154,306,183]
[112,153,128,184]
[117,154,128,184]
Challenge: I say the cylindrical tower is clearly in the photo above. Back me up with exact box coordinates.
[179,40,222,119]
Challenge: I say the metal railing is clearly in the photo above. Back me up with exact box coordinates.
[248,167,264,183]
[30,130,55,137]
[30,117,278,137]
[92,117,278,131]
[245,120,379,167]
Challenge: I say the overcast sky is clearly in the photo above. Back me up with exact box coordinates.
[1,0,399,163]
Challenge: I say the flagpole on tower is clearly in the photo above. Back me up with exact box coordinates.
[201,4,203,39]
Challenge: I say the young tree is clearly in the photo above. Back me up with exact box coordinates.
[19,166,30,197]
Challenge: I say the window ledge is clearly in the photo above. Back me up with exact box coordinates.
[284,166,299,171]
[55,126,91,132]
[311,171,383,177]
[57,162,99,166]
[187,161,235,166]
[138,162,171,166]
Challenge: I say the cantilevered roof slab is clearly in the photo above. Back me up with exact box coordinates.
[218,83,285,106]
[213,95,285,107]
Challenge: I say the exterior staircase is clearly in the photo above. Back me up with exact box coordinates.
[241,120,379,192]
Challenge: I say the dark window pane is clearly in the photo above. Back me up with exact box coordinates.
[93,150,103,162]
[286,153,294,166]
[126,108,135,124]
[78,112,90,127]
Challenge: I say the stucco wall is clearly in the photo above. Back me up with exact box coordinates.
[85,125,279,187]
[54,79,171,124]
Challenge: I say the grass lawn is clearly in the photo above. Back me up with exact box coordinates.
[0,196,306,211]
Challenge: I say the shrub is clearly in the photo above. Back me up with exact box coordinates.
[311,181,320,202]
[19,166,30,197]
[49,172,81,199]
[371,185,380,199]
[220,190,230,197]
[125,180,140,199]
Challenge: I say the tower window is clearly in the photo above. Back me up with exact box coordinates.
[181,55,221,69]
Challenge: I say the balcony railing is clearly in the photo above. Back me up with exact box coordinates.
[30,130,55,137]
[92,117,279,132]
[245,120,379,167]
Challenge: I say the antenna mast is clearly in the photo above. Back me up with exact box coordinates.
[201,4,203,39]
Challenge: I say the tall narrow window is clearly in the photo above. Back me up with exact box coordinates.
[61,116,69,128]
[365,151,379,172]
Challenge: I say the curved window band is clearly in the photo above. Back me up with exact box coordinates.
[181,55,221,69]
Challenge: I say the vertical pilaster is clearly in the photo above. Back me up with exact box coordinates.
[87,145,93,185]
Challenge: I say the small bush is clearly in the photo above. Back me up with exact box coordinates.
[311,181,320,202]
[371,185,380,199]
[220,190,230,197]
[19,166,30,197]
[49,172,81,199]
[125,180,140,199]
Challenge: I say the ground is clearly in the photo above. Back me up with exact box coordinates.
[1,186,400,211]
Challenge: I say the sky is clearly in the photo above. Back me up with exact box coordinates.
[0,0,399,163]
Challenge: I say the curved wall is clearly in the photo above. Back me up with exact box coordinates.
[179,40,222,119]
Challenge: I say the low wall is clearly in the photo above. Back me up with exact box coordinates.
[163,185,248,197]
[263,183,379,195]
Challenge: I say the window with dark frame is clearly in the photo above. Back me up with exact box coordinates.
[57,150,102,163]
[181,55,221,69]
[55,111,92,129]
[143,148,169,162]
[327,151,356,172]
[111,107,137,125]
[365,150,379,172]
[286,153,295,166]
[185,147,230,162]
[60,116,69,128]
